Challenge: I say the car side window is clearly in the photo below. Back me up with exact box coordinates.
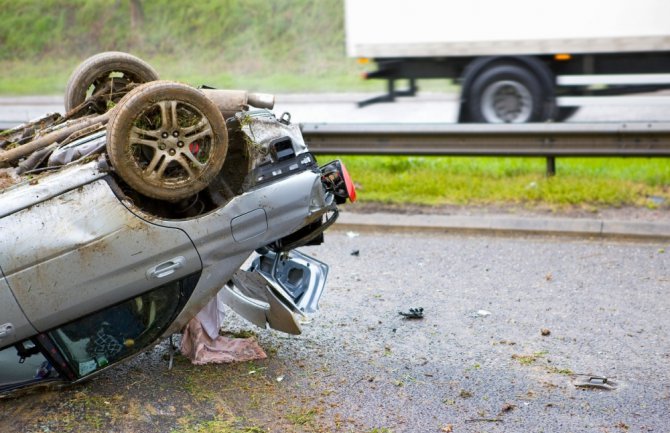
[48,277,192,378]
[0,340,58,392]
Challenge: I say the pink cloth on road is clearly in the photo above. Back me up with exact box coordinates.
[180,316,267,365]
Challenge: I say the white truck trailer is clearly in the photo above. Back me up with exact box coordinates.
[344,0,670,123]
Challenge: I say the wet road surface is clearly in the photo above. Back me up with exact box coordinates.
[1,229,668,433]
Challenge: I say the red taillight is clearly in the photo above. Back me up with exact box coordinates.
[320,160,357,204]
[339,161,357,202]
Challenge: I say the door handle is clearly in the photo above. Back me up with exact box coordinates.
[147,256,185,279]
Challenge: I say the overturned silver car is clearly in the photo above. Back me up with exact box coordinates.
[0,52,356,396]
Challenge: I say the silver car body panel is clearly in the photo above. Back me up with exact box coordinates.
[0,266,35,347]
[251,249,329,314]
[230,209,268,242]
[153,169,332,335]
[0,159,108,218]
[221,269,302,335]
[220,249,329,334]
[0,177,202,336]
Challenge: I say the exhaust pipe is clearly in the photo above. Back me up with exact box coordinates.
[200,89,275,118]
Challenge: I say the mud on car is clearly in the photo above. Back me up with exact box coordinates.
[0,52,355,397]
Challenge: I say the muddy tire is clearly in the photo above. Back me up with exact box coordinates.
[106,81,228,201]
[65,51,159,112]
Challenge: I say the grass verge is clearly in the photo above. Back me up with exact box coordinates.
[329,155,670,209]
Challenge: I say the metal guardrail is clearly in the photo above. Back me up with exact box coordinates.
[301,122,670,175]
[301,122,670,156]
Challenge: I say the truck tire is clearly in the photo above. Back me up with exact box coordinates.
[65,51,159,112]
[106,81,228,202]
[466,64,549,123]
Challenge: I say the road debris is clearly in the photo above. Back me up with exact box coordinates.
[180,316,267,365]
[399,307,424,319]
[511,351,547,365]
[573,375,618,390]
[475,309,491,317]
[350,249,360,256]
[459,389,473,398]
[465,418,503,423]
[541,328,551,336]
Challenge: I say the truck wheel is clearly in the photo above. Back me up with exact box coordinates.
[65,51,159,112]
[106,81,228,201]
[467,64,548,123]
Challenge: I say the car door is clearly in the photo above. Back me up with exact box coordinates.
[0,265,36,349]
[0,179,202,333]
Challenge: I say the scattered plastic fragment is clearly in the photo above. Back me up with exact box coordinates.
[399,307,424,319]
[476,309,491,317]
[541,328,551,336]
[346,231,359,238]
[573,375,617,390]
[351,249,360,256]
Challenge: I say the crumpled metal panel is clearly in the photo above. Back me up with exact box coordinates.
[236,110,309,169]
[251,249,329,314]
[221,268,302,335]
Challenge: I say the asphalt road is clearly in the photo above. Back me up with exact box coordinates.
[1,229,668,433]
[1,92,669,432]
[2,91,670,128]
